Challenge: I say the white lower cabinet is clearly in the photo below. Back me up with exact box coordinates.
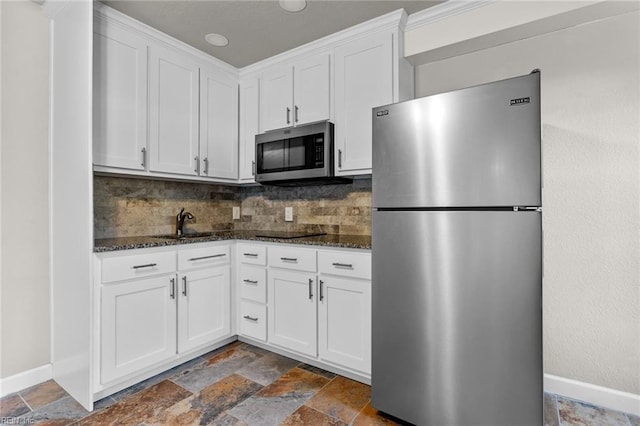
[268,269,317,357]
[101,274,177,384]
[318,275,371,373]
[97,242,232,389]
[177,265,230,353]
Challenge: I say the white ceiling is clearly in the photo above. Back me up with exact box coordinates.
[101,0,443,68]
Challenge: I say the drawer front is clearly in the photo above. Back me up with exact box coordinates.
[237,244,267,266]
[318,250,371,280]
[178,244,230,270]
[101,250,176,283]
[239,300,267,341]
[238,266,267,304]
[268,246,316,272]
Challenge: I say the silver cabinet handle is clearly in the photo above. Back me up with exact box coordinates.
[188,254,226,261]
[280,257,297,262]
[294,105,299,123]
[308,278,313,300]
[252,161,256,176]
[332,262,353,268]
[203,157,209,175]
[243,253,259,257]
[141,147,146,168]
[170,278,176,299]
[338,149,343,168]
[194,155,200,174]
[132,263,157,269]
[319,279,324,301]
[243,279,258,284]
[286,107,291,124]
[243,315,258,322]
[182,275,187,296]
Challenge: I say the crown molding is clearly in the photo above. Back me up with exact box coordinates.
[239,8,407,77]
[405,0,493,31]
[93,2,239,78]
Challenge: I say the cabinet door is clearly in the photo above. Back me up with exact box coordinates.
[268,269,317,357]
[238,77,259,182]
[260,65,293,132]
[101,275,177,384]
[149,45,200,175]
[200,68,238,180]
[293,54,330,126]
[93,22,147,170]
[334,32,393,175]
[318,276,371,374]
[177,266,231,353]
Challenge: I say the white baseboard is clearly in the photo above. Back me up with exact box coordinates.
[0,364,53,397]
[545,374,640,416]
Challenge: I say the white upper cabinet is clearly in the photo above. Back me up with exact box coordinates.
[93,21,147,171]
[334,31,394,176]
[260,54,330,132]
[238,77,260,182]
[149,45,200,175]
[199,67,239,180]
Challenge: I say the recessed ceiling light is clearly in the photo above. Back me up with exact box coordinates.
[279,0,306,13]
[205,33,229,47]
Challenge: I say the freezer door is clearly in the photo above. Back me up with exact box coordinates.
[371,210,542,426]
[372,73,541,208]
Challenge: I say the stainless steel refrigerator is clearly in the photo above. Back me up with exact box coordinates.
[371,71,542,426]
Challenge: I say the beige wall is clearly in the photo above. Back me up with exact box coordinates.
[415,11,640,394]
[0,0,51,379]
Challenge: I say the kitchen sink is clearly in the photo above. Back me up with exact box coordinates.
[151,232,219,240]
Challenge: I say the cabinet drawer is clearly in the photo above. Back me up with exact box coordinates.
[178,244,230,270]
[318,250,371,280]
[268,246,316,272]
[237,244,267,266]
[239,300,267,341]
[101,250,176,284]
[238,266,267,303]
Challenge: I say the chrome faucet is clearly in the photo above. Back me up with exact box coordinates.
[176,208,194,237]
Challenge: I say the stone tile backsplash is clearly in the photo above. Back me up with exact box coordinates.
[93,176,371,239]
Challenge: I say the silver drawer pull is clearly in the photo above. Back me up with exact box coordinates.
[243,279,258,284]
[243,253,259,257]
[133,263,157,269]
[243,315,259,322]
[332,262,353,268]
[280,257,298,262]
[189,254,226,261]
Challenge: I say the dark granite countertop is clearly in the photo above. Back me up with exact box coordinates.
[94,230,371,253]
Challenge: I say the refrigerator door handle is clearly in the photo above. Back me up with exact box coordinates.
[513,206,542,212]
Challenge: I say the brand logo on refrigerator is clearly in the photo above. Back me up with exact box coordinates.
[510,97,531,106]
[376,110,389,117]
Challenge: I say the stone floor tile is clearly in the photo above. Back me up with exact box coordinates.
[150,374,262,425]
[544,393,560,426]
[627,413,640,426]
[19,380,68,411]
[228,367,330,426]
[0,393,30,418]
[77,380,192,425]
[296,363,338,380]
[351,402,408,425]
[110,355,205,401]
[210,412,249,426]
[305,376,371,424]
[17,395,89,425]
[172,345,264,393]
[236,352,300,386]
[557,396,630,426]
[281,405,347,425]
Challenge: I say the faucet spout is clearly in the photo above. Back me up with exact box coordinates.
[176,208,195,237]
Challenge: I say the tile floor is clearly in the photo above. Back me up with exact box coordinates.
[1,341,638,425]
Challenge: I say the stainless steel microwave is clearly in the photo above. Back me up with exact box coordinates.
[255,121,350,186]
